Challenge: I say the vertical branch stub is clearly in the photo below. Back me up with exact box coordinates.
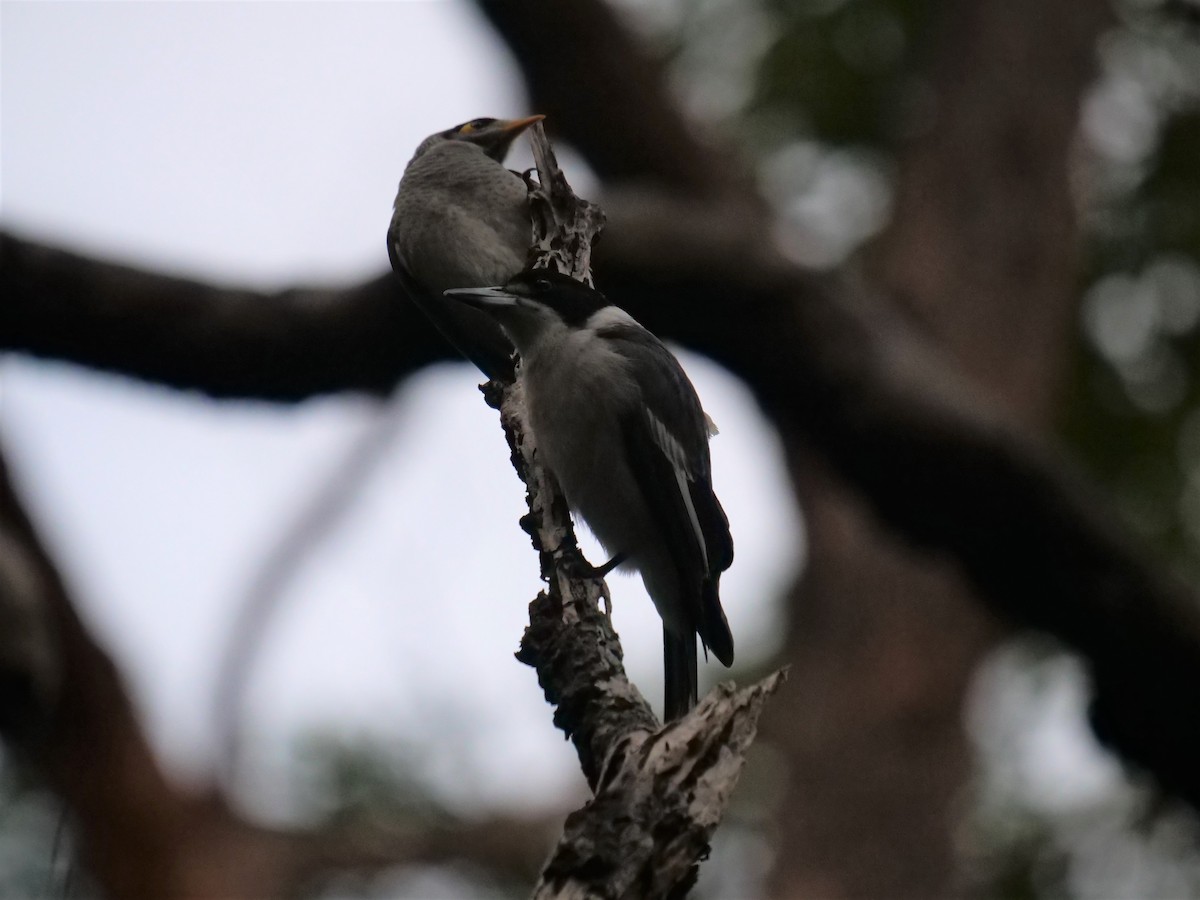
[524,122,606,282]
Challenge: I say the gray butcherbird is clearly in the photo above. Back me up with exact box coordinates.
[388,116,544,382]
[446,270,735,721]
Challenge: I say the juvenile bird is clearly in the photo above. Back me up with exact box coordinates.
[389,116,544,381]
[446,270,735,720]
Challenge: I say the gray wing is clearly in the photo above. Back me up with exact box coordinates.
[605,325,735,665]
[386,221,517,383]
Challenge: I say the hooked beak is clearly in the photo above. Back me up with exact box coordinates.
[443,286,522,311]
[497,114,545,135]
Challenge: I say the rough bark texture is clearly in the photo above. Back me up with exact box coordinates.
[533,675,785,900]
[499,126,780,895]
[524,122,607,283]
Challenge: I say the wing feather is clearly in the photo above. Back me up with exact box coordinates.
[604,323,734,664]
[387,226,516,382]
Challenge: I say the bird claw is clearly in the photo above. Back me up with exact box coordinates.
[560,547,625,580]
[558,547,625,616]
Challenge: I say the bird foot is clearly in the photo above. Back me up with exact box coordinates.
[560,548,626,580]
[558,547,625,616]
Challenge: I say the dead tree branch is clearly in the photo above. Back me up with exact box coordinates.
[497,364,783,897]
[483,125,779,893]
[534,675,784,900]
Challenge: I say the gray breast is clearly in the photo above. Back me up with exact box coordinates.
[391,142,530,295]
[523,333,662,570]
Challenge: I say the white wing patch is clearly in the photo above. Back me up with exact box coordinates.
[704,412,719,438]
[586,306,641,332]
[646,409,709,570]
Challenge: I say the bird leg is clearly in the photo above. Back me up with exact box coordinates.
[560,547,626,580]
[556,546,626,616]
[593,552,628,577]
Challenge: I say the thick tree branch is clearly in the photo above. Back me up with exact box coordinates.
[874,0,1112,420]
[0,232,454,399]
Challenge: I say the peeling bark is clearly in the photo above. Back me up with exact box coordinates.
[495,126,782,895]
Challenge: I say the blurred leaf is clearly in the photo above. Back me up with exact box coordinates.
[1143,113,1200,258]
[752,0,932,145]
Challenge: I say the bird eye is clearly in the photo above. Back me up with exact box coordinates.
[533,278,551,293]
[457,118,493,135]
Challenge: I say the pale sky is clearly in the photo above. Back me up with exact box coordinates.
[0,0,804,817]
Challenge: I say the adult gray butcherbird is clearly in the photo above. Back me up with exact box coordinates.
[388,116,544,382]
[446,270,735,721]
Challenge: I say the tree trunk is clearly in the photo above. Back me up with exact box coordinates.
[764,0,1110,895]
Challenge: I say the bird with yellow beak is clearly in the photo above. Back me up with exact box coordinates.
[389,116,545,381]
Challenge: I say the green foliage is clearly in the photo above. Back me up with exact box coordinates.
[1064,37,1200,579]
[751,0,933,146]
[1143,113,1200,259]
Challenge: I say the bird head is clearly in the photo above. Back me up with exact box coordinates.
[444,270,613,354]
[414,115,545,163]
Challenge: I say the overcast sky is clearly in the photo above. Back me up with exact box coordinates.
[0,1,804,817]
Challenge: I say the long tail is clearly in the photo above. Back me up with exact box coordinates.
[663,627,698,721]
[699,576,734,668]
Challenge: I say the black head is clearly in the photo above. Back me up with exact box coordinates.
[500,270,611,327]
[443,270,618,355]
[420,115,545,162]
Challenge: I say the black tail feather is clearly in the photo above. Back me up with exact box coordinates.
[700,576,735,668]
[663,627,698,721]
